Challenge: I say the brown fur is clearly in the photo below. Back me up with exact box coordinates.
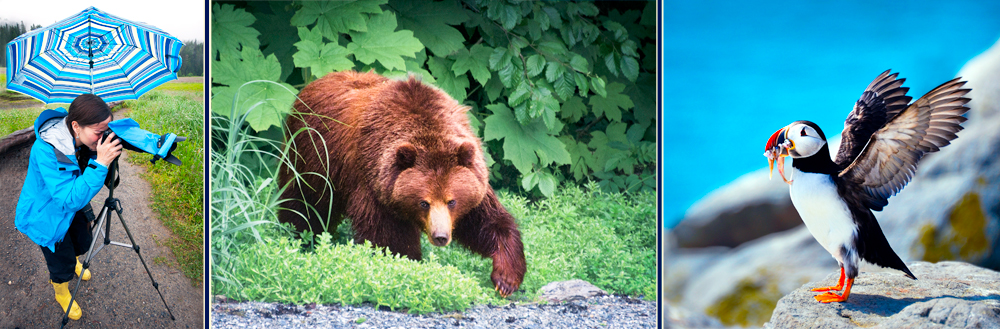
[278,71,526,296]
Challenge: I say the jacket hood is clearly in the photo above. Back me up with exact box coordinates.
[34,108,76,163]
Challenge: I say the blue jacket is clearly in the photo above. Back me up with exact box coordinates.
[15,108,108,252]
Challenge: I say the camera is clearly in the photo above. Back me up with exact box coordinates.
[101,129,118,144]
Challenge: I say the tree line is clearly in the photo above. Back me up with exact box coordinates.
[0,22,42,67]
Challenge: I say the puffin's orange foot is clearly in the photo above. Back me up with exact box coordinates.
[814,291,848,303]
[810,284,843,292]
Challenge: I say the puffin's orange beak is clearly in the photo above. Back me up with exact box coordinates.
[764,126,792,184]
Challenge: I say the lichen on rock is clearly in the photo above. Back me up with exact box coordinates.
[765,261,1000,329]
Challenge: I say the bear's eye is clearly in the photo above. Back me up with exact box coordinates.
[447,200,456,208]
[419,201,430,209]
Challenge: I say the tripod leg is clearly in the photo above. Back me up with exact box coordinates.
[111,204,176,321]
[61,202,112,327]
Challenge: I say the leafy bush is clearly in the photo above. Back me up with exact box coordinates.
[214,234,490,314]
[210,0,657,197]
[421,183,657,299]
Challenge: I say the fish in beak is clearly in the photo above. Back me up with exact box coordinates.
[764,126,794,184]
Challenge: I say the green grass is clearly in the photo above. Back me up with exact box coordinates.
[122,90,204,283]
[152,81,204,93]
[0,107,43,136]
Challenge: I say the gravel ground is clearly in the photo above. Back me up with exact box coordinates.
[211,295,658,329]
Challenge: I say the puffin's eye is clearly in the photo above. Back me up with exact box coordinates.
[419,201,430,209]
[800,129,808,137]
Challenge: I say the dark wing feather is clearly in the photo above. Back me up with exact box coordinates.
[839,77,971,211]
[835,70,913,168]
[847,202,916,279]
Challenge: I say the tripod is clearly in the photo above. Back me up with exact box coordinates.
[60,156,175,327]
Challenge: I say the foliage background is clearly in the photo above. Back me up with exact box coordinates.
[210,0,657,197]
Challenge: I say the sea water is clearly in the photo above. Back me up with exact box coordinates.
[662,0,1000,228]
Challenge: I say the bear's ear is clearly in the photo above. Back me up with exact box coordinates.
[394,143,418,170]
[457,142,475,168]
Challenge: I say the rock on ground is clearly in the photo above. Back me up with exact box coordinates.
[539,280,606,303]
[766,261,1000,329]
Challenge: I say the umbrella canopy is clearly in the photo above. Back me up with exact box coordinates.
[5,6,182,104]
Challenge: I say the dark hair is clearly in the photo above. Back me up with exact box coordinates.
[65,94,113,137]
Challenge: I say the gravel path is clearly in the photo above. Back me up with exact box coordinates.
[211,295,657,329]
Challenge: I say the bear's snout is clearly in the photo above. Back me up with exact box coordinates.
[432,233,450,246]
[428,203,453,247]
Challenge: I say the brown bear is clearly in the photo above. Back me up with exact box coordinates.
[277,70,526,297]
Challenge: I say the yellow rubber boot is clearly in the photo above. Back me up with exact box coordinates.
[75,257,91,281]
[50,281,82,320]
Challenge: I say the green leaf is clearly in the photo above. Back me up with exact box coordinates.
[626,123,648,145]
[211,48,298,132]
[620,56,639,82]
[509,80,531,107]
[452,44,493,86]
[483,104,571,175]
[560,136,594,181]
[569,55,589,73]
[542,6,562,29]
[252,2,298,82]
[382,58,435,83]
[591,76,607,98]
[347,11,425,71]
[545,61,566,83]
[589,82,634,122]
[498,62,516,88]
[212,3,260,59]
[427,56,469,102]
[604,52,619,77]
[537,172,556,197]
[521,171,539,191]
[292,27,353,79]
[290,0,386,39]
[574,72,590,97]
[603,20,626,42]
[529,86,560,131]
[553,71,575,101]
[489,47,509,70]
[621,40,639,57]
[485,72,504,102]
[560,96,587,123]
[626,73,656,127]
[526,55,545,78]
[391,0,469,56]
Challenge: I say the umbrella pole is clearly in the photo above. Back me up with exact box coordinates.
[89,19,94,95]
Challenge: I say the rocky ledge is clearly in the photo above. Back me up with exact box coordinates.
[765,261,1000,328]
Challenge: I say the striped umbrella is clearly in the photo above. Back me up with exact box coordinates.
[4,6,182,104]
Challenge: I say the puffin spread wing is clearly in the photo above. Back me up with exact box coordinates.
[839,77,971,211]
[835,70,913,168]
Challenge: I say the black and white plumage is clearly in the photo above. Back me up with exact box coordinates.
[763,70,971,303]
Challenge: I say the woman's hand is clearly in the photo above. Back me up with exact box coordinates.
[95,132,123,167]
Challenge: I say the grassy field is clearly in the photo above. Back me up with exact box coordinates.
[122,86,205,283]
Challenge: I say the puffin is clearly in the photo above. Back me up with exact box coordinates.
[763,70,971,303]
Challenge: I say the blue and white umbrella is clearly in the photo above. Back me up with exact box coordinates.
[5,6,183,104]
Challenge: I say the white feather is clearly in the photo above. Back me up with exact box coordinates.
[788,166,857,265]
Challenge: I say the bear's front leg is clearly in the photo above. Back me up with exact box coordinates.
[348,196,424,261]
[454,190,526,297]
